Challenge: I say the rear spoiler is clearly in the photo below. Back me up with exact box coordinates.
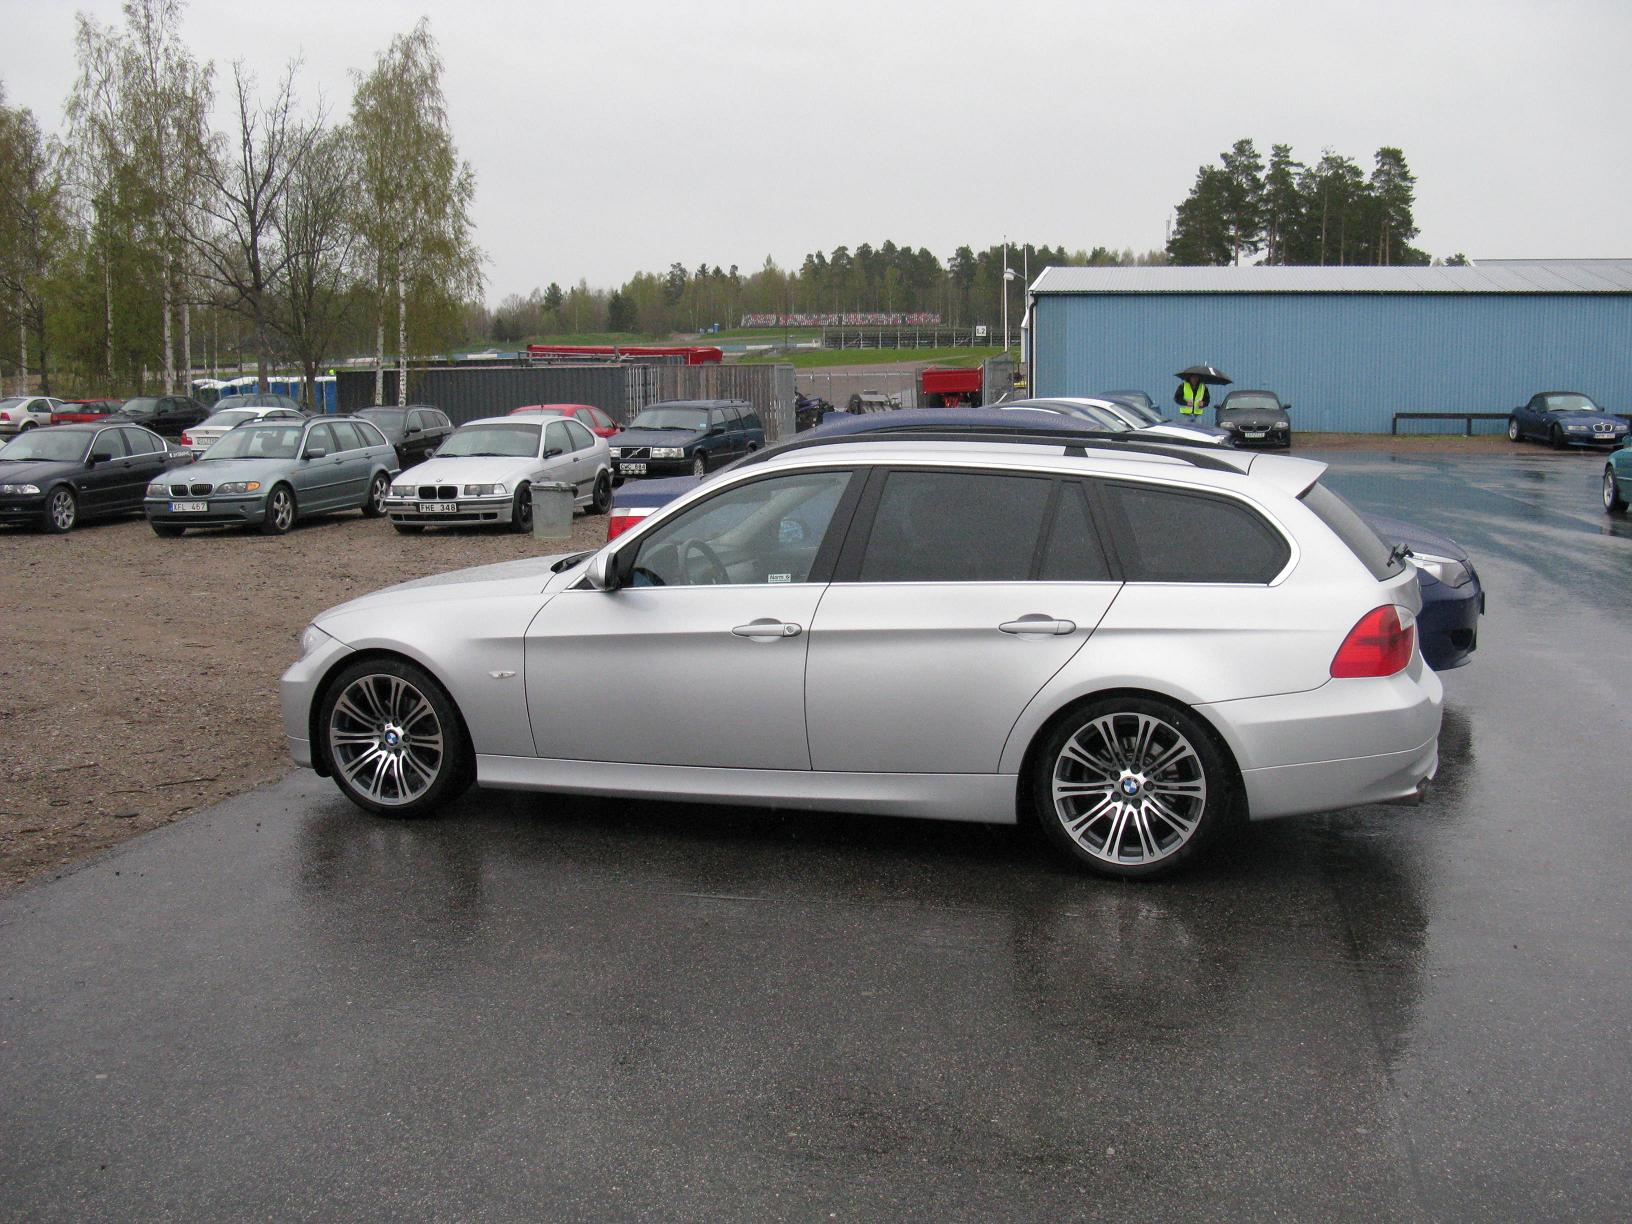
[1245,453,1327,498]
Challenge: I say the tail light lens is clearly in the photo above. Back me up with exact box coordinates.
[180,432,192,446]
[1331,605,1416,678]
[606,509,650,541]
[0,412,10,421]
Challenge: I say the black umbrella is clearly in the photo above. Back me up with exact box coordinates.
[1175,364,1232,386]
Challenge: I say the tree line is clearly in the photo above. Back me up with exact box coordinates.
[1166,138,1442,267]
[0,0,479,404]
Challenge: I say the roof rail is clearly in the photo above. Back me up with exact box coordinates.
[724,422,1244,474]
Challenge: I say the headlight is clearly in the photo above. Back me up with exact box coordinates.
[146,481,167,497]
[462,483,506,497]
[390,483,413,497]
[296,623,331,659]
[650,447,685,459]
[215,481,262,495]
[1,483,42,495]
[1408,552,1473,588]
[1566,423,1589,432]
[609,448,623,458]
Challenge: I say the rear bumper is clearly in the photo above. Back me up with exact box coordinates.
[1201,662,1444,820]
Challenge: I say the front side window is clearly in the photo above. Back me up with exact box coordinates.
[89,429,129,461]
[856,469,1053,583]
[627,469,853,587]
[544,421,573,456]
[561,419,594,451]
[1102,482,1290,583]
[306,423,338,455]
[119,426,161,455]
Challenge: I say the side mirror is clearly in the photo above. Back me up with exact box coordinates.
[544,447,563,459]
[584,549,619,591]
[709,423,724,435]
[1282,403,1292,412]
[405,424,422,436]
[87,452,113,466]
[304,446,327,460]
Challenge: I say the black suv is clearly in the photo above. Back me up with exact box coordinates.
[611,399,765,480]
[112,395,211,438]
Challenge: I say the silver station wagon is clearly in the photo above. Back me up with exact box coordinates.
[281,424,1442,878]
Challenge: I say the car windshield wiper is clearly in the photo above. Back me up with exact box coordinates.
[1388,542,1415,567]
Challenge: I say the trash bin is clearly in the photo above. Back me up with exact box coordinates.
[530,480,575,542]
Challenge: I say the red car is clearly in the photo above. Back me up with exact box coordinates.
[507,402,621,439]
[51,399,124,425]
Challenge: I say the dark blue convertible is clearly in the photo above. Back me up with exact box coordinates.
[1507,391,1629,449]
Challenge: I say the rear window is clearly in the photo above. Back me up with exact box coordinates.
[1299,482,1405,581]
[858,470,1052,583]
[1101,482,1290,583]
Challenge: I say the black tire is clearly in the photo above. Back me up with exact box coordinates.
[150,521,185,538]
[692,454,707,478]
[260,484,296,535]
[317,656,473,818]
[1507,418,1522,442]
[510,484,532,533]
[19,421,36,433]
[589,470,612,515]
[361,472,389,517]
[392,522,425,535]
[1550,425,1564,450]
[41,486,77,534]
[1030,695,1236,880]
[1605,467,1628,514]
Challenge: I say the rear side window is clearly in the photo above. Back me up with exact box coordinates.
[1101,482,1290,583]
[1299,482,1405,580]
[857,470,1052,583]
[563,419,595,451]
[1039,483,1113,581]
[740,405,761,430]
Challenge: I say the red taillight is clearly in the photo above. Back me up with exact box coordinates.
[1331,605,1416,678]
[0,412,9,421]
[606,512,645,541]
[180,432,192,446]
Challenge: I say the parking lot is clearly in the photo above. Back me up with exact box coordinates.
[2,442,1630,1220]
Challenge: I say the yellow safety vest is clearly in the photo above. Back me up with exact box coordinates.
[1180,380,1208,415]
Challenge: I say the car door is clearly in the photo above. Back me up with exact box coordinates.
[294,422,344,509]
[525,467,860,767]
[404,409,436,464]
[1518,396,1542,439]
[327,420,373,505]
[804,468,1124,774]
[80,427,131,514]
[561,418,598,497]
[540,420,578,487]
[116,427,169,510]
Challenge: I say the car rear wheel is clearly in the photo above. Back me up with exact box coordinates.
[260,484,296,535]
[1507,418,1521,442]
[590,470,612,515]
[510,485,532,533]
[151,522,185,538]
[361,472,389,517]
[42,487,77,533]
[1031,696,1234,879]
[1605,468,1628,514]
[320,658,472,817]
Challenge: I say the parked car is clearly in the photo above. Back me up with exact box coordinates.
[507,403,622,439]
[610,399,764,480]
[1003,396,1228,443]
[110,395,210,438]
[1603,436,1632,513]
[1507,391,1628,449]
[207,391,306,416]
[0,396,65,437]
[282,416,1443,880]
[50,399,124,425]
[1094,390,1234,443]
[354,405,454,468]
[1216,390,1293,448]
[144,416,397,536]
[0,423,191,533]
[606,407,1485,671]
[181,404,307,456]
[384,414,612,534]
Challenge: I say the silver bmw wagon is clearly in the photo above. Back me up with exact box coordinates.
[281,426,1442,878]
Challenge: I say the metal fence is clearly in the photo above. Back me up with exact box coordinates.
[632,363,797,443]
[821,327,989,349]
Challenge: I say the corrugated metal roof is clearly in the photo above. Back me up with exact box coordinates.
[1030,260,1632,295]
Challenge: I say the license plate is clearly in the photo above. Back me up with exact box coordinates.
[1243,430,1266,438]
[620,462,647,475]
[169,500,207,512]
[419,501,457,513]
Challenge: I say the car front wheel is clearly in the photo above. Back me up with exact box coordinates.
[1507,418,1521,442]
[692,454,707,478]
[260,484,296,535]
[1605,467,1628,514]
[42,486,77,533]
[320,658,472,817]
[510,485,532,533]
[1031,696,1234,879]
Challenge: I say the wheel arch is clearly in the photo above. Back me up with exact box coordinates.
[1009,686,1248,826]
[306,646,474,779]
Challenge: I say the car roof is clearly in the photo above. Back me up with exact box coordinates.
[640,399,749,409]
[461,415,546,428]
[1223,389,1281,397]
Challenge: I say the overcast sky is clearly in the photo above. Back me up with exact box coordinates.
[3,0,1626,303]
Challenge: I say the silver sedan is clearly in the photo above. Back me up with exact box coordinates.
[282,430,1441,879]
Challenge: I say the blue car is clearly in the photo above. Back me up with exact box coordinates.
[605,407,1484,669]
[1507,391,1629,449]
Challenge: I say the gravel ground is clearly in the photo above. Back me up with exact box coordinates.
[0,508,609,894]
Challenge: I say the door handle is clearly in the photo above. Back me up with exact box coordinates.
[999,616,1076,636]
[732,619,803,640]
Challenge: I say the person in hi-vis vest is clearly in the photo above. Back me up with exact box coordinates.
[1174,376,1210,417]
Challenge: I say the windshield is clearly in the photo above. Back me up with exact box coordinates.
[202,423,302,460]
[1221,394,1282,414]
[356,408,405,428]
[121,397,161,416]
[1539,394,1599,414]
[630,407,709,431]
[436,422,541,458]
[0,430,90,462]
[1102,390,1153,410]
[200,409,257,429]
[1104,398,1163,424]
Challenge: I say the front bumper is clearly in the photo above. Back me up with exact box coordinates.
[1226,429,1292,448]
[384,495,514,525]
[1560,433,1627,448]
[280,627,356,774]
[144,495,267,526]
[1201,659,1444,820]
[0,494,47,522]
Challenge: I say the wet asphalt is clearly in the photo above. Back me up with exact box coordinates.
[2,448,1630,1222]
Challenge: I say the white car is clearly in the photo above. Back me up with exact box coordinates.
[283,422,1442,879]
[0,396,66,437]
[182,404,306,455]
[383,414,613,533]
[1006,397,1230,445]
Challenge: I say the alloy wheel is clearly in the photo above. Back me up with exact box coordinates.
[47,488,76,532]
[1050,711,1208,867]
[328,672,446,806]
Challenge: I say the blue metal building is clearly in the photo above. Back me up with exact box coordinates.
[1027,260,1632,433]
